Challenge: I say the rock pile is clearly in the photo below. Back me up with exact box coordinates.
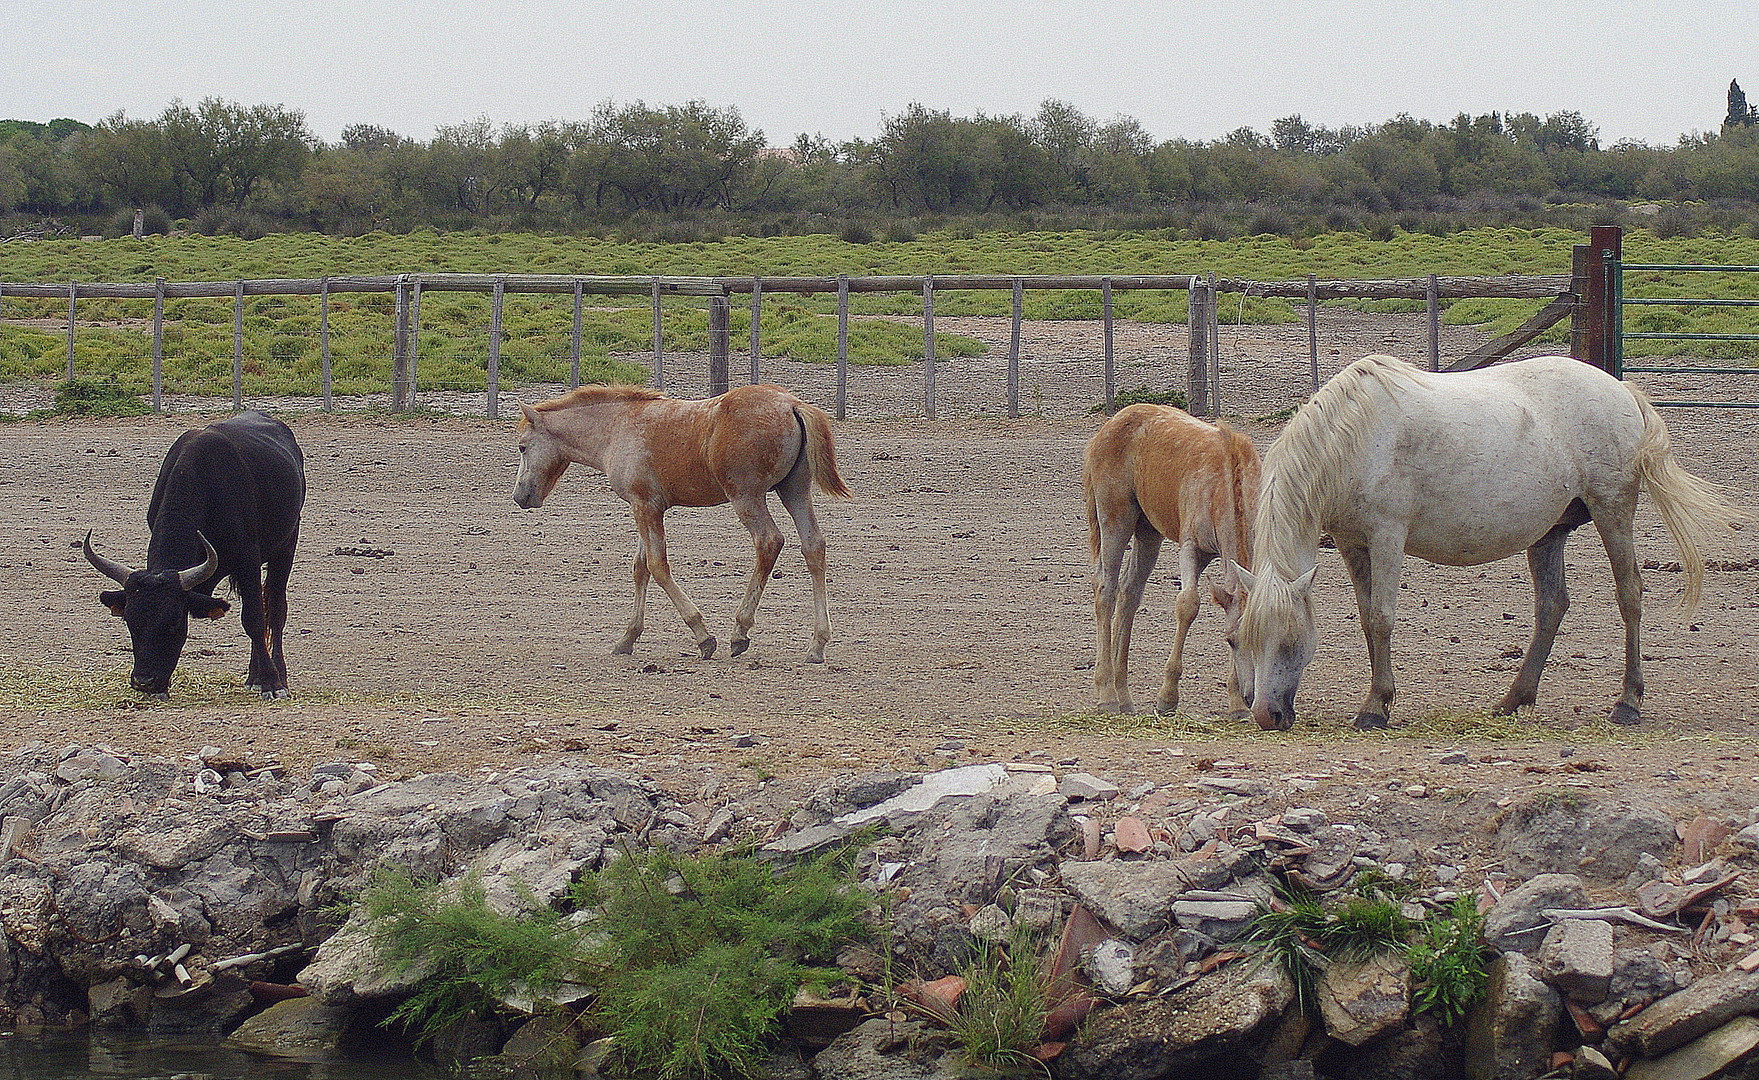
[1,742,1757,1079]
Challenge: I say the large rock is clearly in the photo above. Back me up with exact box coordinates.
[1059,959,1296,1080]
[1058,858,1232,940]
[1607,966,1759,1059]
[1495,799,1677,881]
[1319,951,1410,1047]
[1623,1015,1759,1080]
[811,1017,962,1080]
[223,996,353,1056]
[1463,953,1562,1080]
[1482,873,1588,955]
[1537,918,1614,1003]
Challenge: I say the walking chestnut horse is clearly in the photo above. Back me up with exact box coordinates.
[1236,354,1752,731]
[513,384,850,662]
[1084,404,1261,715]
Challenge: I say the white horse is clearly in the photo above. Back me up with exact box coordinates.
[1236,354,1750,731]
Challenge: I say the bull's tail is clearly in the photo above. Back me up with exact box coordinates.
[795,403,852,499]
[1628,385,1753,611]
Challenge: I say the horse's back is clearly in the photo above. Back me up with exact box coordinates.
[1087,404,1252,546]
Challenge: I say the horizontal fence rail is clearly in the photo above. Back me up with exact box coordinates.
[2,272,1581,420]
[1613,261,1759,409]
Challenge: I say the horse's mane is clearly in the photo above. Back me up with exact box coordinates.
[534,384,664,412]
[1253,354,1429,576]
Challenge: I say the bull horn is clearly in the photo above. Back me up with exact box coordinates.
[178,533,220,590]
[82,531,134,584]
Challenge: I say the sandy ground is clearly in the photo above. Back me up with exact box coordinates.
[2,312,1757,852]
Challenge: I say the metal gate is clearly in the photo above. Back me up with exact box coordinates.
[1611,243,1759,409]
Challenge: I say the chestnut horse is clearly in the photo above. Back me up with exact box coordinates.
[1084,404,1261,715]
[1237,354,1752,731]
[513,384,850,662]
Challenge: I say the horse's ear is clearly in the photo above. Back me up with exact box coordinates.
[1292,565,1318,595]
[518,402,541,427]
[1232,561,1256,591]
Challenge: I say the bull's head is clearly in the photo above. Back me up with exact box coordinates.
[84,531,226,696]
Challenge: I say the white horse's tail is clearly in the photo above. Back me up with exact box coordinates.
[1628,387,1753,611]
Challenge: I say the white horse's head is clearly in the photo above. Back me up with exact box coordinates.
[1233,561,1318,731]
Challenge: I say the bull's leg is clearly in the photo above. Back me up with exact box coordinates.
[1090,514,1135,712]
[260,548,295,697]
[728,492,786,659]
[777,470,832,662]
[1341,532,1405,730]
[632,504,716,660]
[1156,540,1205,716]
[1592,511,1646,726]
[234,564,277,696]
[1494,521,1574,716]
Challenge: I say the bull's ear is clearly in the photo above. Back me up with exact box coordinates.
[186,594,230,620]
[99,590,126,617]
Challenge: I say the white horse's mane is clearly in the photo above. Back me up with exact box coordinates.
[1253,354,1431,577]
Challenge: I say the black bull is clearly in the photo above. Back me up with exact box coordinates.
[83,410,306,697]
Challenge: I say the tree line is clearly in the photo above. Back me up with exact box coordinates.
[5,95,1759,239]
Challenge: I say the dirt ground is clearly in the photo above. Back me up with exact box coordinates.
[2,312,1757,854]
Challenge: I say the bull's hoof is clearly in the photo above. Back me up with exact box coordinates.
[1609,703,1642,726]
[1353,712,1389,731]
[698,636,718,660]
[730,638,750,657]
[262,687,289,700]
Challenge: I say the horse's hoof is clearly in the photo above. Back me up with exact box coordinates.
[1154,702,1177,717]
[730,638,750,657]
[1353,712,1389,731]
[699,636,718,660]
[611,642,635,656]
[1609,703,1641,726]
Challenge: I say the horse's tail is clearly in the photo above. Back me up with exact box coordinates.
[795,403,852,499]
[1628,386,1752,611]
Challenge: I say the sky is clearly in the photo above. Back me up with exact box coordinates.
[8,1,1757,149]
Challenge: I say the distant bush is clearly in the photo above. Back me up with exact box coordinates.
[53,376,149,416]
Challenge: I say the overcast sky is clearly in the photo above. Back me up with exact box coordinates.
[8,1,1755,148]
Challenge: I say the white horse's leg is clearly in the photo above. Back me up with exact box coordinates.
[1495,513,1582,715]
[1591,511,1646,725]
[777,473,831,662]
[729,492,787,659]
[1341,533,1405,729]
[1156,538,1203,715]
[614,532,650,654]
[631,504,717,660]
[1091,522,1135,712]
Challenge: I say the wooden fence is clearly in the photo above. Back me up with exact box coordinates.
[0,271,1577,420]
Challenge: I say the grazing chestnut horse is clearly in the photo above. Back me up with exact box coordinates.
[1084,404,1261,715]
[513,384,850,662]
[1237,354,1752,731]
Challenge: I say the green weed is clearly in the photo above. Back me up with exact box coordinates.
[942,929,1059,1071]
[1406,895,1493,1022]
[52,375,149,416]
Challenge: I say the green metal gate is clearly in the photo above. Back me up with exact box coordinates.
[1613,257,1759,409]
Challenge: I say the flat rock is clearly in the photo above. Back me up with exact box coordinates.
[1318,951,1410,1047]
[1608,966,1759,1058]
[1059,773,1121,801]
[1483,873,1588,955]
[1059,858,1232,940]
[1538,918,1614,1004]
[1624,1014,1759,1080]
[223,996,351,1056]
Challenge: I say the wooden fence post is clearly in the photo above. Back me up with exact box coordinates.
[392,276,411,412]
[1187,278,1210,416]
[651,278,665,392]
[1102,277,1115,412]
[487,276,504,419]
[1208,271,1221,417]
[410,281,422,399]
[922,276,937,419]
[151,278,165,413]
[1572,225,1621,371]
[570,279,584,388]
[708,295,730,397]
[65,282,76,380]
[319,277,332,411]
[232,280,245,410]
[1008,278,1023,418]
[836,275,849,421]
[1307,273,1320,392]
[1426,273,1440,371]
[749,277,763,384]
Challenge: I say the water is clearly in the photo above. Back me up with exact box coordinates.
[0,1032,448,1080]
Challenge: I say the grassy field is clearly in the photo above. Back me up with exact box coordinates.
[2,226,1756,401]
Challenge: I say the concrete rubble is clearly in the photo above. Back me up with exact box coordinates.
[1,741,1757,1078]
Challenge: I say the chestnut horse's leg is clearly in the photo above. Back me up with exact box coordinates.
[776,464,832,662]
[728,491,786,658]
[1090,511,1136,712]
[630,502,717,660]
[614,531,650,654]
[1493,515,1578,716]
[1157,539,1209,716]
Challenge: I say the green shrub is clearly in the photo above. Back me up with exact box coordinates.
[942,930,1058,1069]
[53,376,149,416]
[1406,895,1493,1022]
[1093,385,1189,414]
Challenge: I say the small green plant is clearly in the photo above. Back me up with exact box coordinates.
[939,929,1057,1070]
[1243,884,1411,1007]
[1407,895,1493,1022]
[1091,385,1189,415]
[52,376,149,417]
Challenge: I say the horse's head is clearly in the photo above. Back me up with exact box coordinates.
[1233,561,1318,731]
[513,402,569,509]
